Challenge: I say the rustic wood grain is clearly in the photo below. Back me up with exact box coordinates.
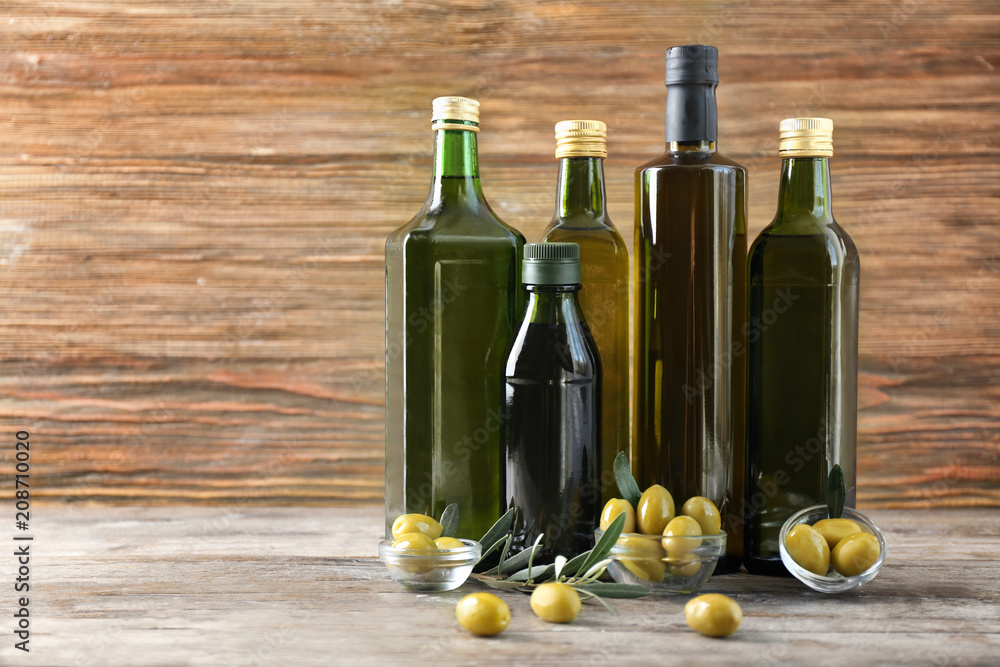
[0,1,997,505]
[0,506,996,665]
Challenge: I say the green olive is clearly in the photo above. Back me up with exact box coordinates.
[530,583,581,623]
[616,535,666,581]
[600,498,637,533]
[831,532,880,576]
[434,537,466,550]
[636,484,676,535]
[784,524,830,575]
[662,515,702,576]
[681,496,722,535]
[619,556,666,582]
[391,513,443,540]
[812,518,863,550]
[455,593,511,636]
[684,593,742,638]
[392,532,437,550]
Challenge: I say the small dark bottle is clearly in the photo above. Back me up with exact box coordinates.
[503,242,602,560]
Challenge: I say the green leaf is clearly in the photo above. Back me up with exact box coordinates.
[473,509,515,573]
[484,538,541,577]
[507,564,555,583]
[827,464,846,520]
[614,452,642,510]
[477,509,515,553]
[438,503,459,538]
[558,550,592,580]
[472,575,526,591]
[573,582,651,599]
[569,513,625,582]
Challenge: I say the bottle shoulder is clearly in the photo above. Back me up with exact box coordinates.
[636,150,748,174]
[388,205,526,249]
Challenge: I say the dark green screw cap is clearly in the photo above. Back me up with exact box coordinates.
[522,242,581,286]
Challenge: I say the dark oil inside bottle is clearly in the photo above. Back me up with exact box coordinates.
[503,285,601,561]
[634,147,747,574]
[744,232,859,575]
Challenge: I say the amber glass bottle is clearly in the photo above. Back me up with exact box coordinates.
[633,45,747,574]
[744,118,859,575]
[541,120,628,504]
[385,97,525,539]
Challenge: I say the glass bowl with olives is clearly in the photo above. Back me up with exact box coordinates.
[779,505,886,594]
[378,536,482,592]
[596,528,726,594]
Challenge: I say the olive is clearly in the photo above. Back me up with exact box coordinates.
[831,532,880,577]
[616,535,666,581]
[812,517,863,550]
[636,484,676,535]
[392,532,437,550]
[455,593,511,636]
[600,498,637,533]
[434,537,466,550]
[662,515,702,576]
[619,556,666,582]
[391,513,443,540]
[784,524,830,576]
[684,593,742,638]
[530,583,581,623]
[681,496,722,535]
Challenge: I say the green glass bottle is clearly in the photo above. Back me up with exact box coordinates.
[541,120,629,504]
[744,118,859,575]
[385,96,526,539]
[633,45,747,574]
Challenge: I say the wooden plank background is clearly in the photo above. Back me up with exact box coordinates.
[0,0,997,507]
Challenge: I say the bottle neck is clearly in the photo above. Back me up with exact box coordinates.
[523,284,582,324]
[555,157,607,220]
[665,82,718,145]
[774,157,834,225]
[429,126,485,208]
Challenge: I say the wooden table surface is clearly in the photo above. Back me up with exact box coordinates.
[3,506,996,666]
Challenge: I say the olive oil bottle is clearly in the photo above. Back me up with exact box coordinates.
[633,45,747,574]
[503,243,601,560]
[385,97,525,539]
[541,120,628,505]
[744,118,859,575]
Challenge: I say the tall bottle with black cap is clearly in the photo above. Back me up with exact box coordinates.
[744,118,859,575]
[541,120,629,505]
[385,96,525,539]
[503,242,602,559]
[633,45,747,573]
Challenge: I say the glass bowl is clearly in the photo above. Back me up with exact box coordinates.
[378,538,481,592]
[779,505,886,593]
[595,529,726,594]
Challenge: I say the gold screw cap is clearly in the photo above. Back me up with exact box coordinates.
[432,96,480,132]
[555,120,607,159]
[779,117,833,158]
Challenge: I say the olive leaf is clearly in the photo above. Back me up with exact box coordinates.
[473,508,515,573]
[483,534,542,577]
[438,503,459,539]
[613,451,642,510]
[472,575,527,591]
[507,564,554,583]
[827,464,846,520]
[566,513,625,583]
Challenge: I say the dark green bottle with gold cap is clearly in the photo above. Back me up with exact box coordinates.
[503,242,602,559]
[744,118,859,575]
